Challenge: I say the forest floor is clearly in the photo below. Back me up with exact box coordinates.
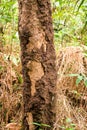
[55,46,87,130]
[0,46,87,130]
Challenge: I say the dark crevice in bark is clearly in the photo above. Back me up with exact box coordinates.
[37,0,53,43]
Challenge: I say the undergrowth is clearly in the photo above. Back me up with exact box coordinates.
[55,46,87,130]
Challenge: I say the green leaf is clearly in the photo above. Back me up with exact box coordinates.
[32,122,51,128]
[70,123,76,127]
[78,0,85,11]
[84,79,87,87]
[32,122,41,126]
[18,75,23,84]
[76,79,81,85]
[78,75,83,80]
[41,123,51,128]
[76,76,83,86]
[0,66,3,70]
[66,128,74,130]
[66,118,72,123]
[68,74,79,77]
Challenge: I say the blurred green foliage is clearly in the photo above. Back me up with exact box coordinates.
[0,0,19,44]
[0,0,21,84]
[51,0,87,50]
[0,0,87,50]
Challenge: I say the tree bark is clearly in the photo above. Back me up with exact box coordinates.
[18,0,57,130]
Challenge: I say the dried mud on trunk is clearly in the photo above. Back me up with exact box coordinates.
[18,0,57,130]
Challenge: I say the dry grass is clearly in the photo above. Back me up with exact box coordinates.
[54,46,87,130]
[0,42,22,130]
[6,123,21,130]
[1,45,87,130]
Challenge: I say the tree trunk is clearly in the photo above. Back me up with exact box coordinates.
[18,0,57,130]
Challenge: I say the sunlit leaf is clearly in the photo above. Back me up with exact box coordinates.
[67,74,79,77]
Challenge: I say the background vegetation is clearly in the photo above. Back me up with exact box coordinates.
[51,0,87,50]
